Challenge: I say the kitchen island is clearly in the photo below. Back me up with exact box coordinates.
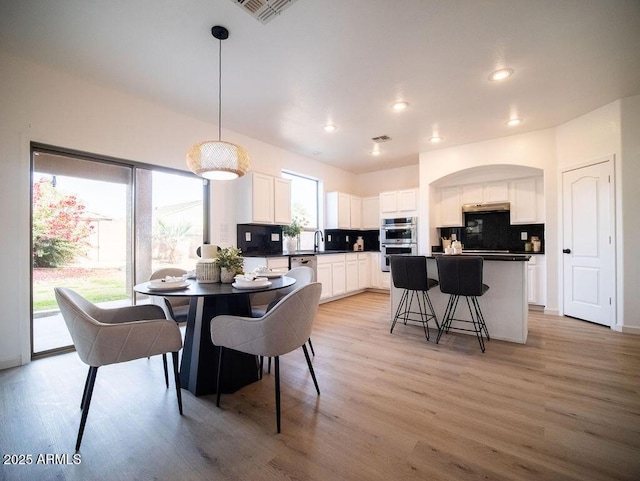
[390,254,531,344]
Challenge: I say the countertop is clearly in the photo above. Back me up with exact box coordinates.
[243,250,379,258]
[430,253,531,261]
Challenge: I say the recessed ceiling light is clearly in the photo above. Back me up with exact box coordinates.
[371,149,381,156]
[429,136,443,144]
[312,151,322,156]
[506,117,522,126]
[392,101,409,111]
[489,68,514,81]
[323,124,337,132]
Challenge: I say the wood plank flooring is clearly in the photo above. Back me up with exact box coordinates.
[1,292,640,480]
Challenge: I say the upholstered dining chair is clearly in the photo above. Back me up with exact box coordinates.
[54,287,183,451]
[211,282,322,433]
[250,266,317,370]
[149,267,190,324]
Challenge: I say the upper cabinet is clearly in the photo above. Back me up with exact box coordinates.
[350,196,362,229]
[510,177,544,224]
[380,189,418,217]
[437,176,544,227]
[236,172,291,225]
[326,192,352,229]
[361,196,380,229]
[483,181,510,203]
[439,187,463,227]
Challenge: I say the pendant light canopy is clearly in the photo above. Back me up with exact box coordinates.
[186,26,250,180]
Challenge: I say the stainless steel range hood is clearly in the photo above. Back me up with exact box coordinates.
[462,202,510,213]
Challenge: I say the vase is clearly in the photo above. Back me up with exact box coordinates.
[286,237,298,254]
[220,267,235,283]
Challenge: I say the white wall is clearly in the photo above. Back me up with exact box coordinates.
[0,48,361,368]
[620,95,640,331]
[418,129,559,312]
[354,164,419,197]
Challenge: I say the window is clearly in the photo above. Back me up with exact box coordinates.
[282,171,320,251]
[31,144,208,357]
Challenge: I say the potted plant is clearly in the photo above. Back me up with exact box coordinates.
[214,246,244,283]
[282,217,304,253]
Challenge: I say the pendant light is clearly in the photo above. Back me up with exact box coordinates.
[187,26,250,180]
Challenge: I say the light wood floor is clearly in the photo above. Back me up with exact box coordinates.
[2,292,640,481]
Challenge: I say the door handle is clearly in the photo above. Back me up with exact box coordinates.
[562,248,571,254]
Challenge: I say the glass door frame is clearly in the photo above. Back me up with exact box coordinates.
[30,142,209,359]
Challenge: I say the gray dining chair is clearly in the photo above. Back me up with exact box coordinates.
[210,282,322,433]
[54,287,183,451]
[149,267,190,324]
[250,266,317,367]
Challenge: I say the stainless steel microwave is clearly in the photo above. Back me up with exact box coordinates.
[380,217,417,245]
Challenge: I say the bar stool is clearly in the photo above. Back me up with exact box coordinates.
[435,255,490,352]
[390,255,440,340]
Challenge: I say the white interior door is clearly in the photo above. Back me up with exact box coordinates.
[562,160,613,326]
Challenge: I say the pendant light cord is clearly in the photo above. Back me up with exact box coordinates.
[218,36,222,142]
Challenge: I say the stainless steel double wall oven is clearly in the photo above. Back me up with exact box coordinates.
[380,217,418,271]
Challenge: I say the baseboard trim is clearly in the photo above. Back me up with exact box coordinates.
[544,308,560,316]
[0,356,23,371]
[619,324,640,335]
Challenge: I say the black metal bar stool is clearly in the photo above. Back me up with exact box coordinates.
[435,255,490,352]
[390,255,440,340]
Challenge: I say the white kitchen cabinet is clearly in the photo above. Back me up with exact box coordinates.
[345,253,359,292]
[527,255,546,306]
[350,196,362,229]
[326,192,360,229]
[236,172,291,225]
[439,187,463,226]
[273,177,292,225]
[316,262,332,300]
[510,178,537,224]
[318,254,347,299]
[380,191,397,214]
[358,253,370,289]
[461,184,484,204]
[380,189,418,217]
[242,256,289,274]
[362,196,380,229]
[331,259,346,296]
[483,181,510,203]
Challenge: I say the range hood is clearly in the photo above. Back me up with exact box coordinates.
[462,202,510,213]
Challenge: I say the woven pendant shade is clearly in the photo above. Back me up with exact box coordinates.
[187,140,250,180]
[187,25,250,180]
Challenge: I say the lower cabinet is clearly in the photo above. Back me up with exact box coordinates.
[317,252,379,301]
[358,253,370,290]
[243,256,289,273]
[317,254,346,300]
[345,253,359,293]
[316,262,333,300]
[527,255,546,306]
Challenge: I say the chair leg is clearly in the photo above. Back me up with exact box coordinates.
[259,356,264,379]
[274,356,281,433]
[302,344,320,395]
[424,291,440,332]
[466,296,486,352]
[307,337,315,356]
[436,294,457,343]
[76,366,98,451]
[268,356,272,374]
[391,289,408,333]
[216,347,224,408]
[162,353,169,388]
[80,367,92,410]
[171,351,183,415]
[416,291,430,340]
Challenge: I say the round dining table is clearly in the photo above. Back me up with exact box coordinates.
[134,276,296,397]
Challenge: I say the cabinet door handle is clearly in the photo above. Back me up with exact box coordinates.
[562,248,571,254]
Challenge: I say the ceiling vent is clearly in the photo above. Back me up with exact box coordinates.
[372,135,392,143]
[231,0,298,24]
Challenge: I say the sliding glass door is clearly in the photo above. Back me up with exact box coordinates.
[31,147,206,357]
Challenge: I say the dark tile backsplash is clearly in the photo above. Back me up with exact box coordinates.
[237,224,283,255]
[325,229,380,251]
[439,223,545,253]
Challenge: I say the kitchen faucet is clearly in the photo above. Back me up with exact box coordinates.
[314,229,324,252]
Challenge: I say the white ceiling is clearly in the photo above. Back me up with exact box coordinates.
[1,0,639,174]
